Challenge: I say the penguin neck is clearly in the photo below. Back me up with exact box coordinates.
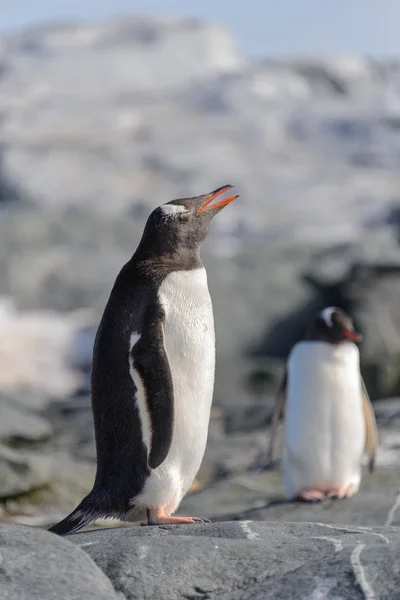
[133,243,203,272]
[304,326,343,345]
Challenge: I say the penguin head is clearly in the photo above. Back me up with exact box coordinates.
[307,307,362,344]
[136,185,239,258]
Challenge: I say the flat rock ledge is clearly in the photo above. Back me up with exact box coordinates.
[1,521,400,599]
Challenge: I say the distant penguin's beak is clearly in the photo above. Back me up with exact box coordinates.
[197,185,240,214]
[342,329,363,342]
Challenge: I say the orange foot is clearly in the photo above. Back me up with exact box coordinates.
[143,508,211,526]
[297,489,326,502]
[327,484,355,499]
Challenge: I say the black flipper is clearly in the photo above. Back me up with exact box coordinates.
[130,319,174,470]
[361,377,378,472]
[267,368,288,464]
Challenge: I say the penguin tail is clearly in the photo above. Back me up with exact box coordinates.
[48,495,103,536]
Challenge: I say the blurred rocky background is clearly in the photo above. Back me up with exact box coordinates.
[0,12,399,533]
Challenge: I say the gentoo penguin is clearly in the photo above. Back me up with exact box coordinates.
[49,184,239,534]
[267,307,378,502]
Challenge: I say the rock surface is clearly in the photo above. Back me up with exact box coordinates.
[0,389,95,516]
[0,444,54,499]
[3,521,399,600]
[0,394,52,444]
[0,524,119,600]
[71,521,400,599]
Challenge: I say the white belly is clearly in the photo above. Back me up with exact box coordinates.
[138,267,215,513]
[283,341,365,499]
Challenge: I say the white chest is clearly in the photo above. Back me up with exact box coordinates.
[285,342,364,443]
[158,268,215,393]
[157,268,215,472]
[287,340,361,400]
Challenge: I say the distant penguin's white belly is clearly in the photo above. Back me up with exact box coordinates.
[138,267,215,514]
[283,342,365,499]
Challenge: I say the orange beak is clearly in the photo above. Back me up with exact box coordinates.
[197,184,239,215]
[342,329,362,342]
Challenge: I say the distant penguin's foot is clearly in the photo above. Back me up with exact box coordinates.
[297,489,326,502]
[326,484,356,499]
[143,508,211,526]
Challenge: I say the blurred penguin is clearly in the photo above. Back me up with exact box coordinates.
[267,307,378,501]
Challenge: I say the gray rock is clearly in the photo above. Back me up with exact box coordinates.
[1,453,96,523]
[0,524,118,600]
[223,402,272,433]
[0,445,54,499]
[374,397,400,425]
[0,394,52,444]
[69,521,400,600]
[0,389,53,412]
[43,395,96,461]
[181,471,283,519]
[196,430,268,487]
[0,393,95,513]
